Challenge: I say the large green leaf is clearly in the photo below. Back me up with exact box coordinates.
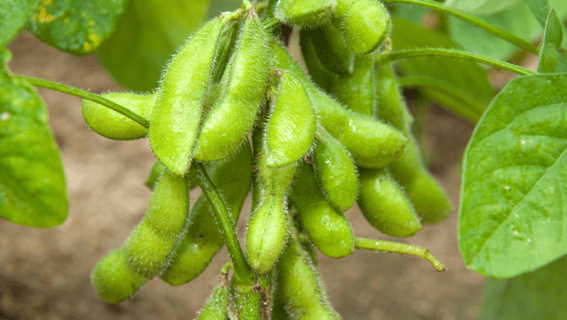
[480,254,567,319]
[96,0,209,91]
[459,74,567,278]
[0,49,68,228]
[27,0,129,55]
[448,0,567,60]
[390,17,494,121]
[0,0,39,46]
[444,0,521,15]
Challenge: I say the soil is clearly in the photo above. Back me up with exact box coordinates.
[1,32,485,320]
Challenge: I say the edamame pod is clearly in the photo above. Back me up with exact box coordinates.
[125,170,190,277]
[193,11,270,161]
[196,277,229,319]
[229,280,266,319]
[375,63,453,224]
[358,168,421,237]
[331,0,390,54]
[313,128,358,212]
[145,161,165,191]
[160,139,253,286]
[330,54,376,117]
[247,127,296,274]
[302,22,354,75]
[82,92,156,140]
[270,40,407,169]
[290,162,354,258]
[275,231,340,320]
[264,70,316,168]
[90,248,148,304]
[275,0,336,27]
[299,28,337,92]
[149,17,225,176]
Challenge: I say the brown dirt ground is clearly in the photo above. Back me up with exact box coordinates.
[1,31,485,320]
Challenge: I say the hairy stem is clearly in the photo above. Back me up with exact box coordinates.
[382,0,539,55]
[355,238,446,272]
[194,163,255,285]
[378,48,536,75]
[15,74,150,128]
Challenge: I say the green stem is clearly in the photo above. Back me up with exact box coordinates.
[378,48,536,75]
[194,163,255,285]
[355,238,446,272]
[396,75,485,122]
[381,0,539,55]
[262,18,281,29]
[15,75,149,128]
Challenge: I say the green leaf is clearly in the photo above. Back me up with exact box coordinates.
[0,0,39,46]
[390,17,493,120]
[459,74,567,278]
[391,3,427,23]
[27,0,129,55]
[524,0,553,27]
[96,0,209,91]
[0,54,68,228]
[537,9,567,73]
[480,254,567,319]
[448,0,567,59]
[444,0,521,15]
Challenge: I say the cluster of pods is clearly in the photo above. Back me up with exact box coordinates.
[83,0,452,318]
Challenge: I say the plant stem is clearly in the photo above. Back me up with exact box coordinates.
[194,163,255,285]
[378,48,536,76]
[381,0,539,55]
[355,238,446,272]
[262,18,281,29]
[396,75,485,122]
[14,74,149,128]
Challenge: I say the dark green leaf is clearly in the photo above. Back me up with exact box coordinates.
[480,254,567,319]
[96,0,209,91]
[459,74,567,278]
[445,0,521,15]
[0,0,39,46]
[537,9,567,73]
[390,17,493,119]
[27,0,129,55]
[542,9,563,48]
[0,55,68,228]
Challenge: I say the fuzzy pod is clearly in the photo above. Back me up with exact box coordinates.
[90,248,149,304]
[82,92,156,140]
[264,71,317,168]
[299,28,337,92]
[275,231,340,320]
[275,0,336,27]
[269,39,406,169]
[330,54,376,116]
[193,11,270,162]
[144,161,165,191]
[358,168,422,237]
[228,279,266,320]
[302,21,354,74]
[160,139,253,286]
[331,0,390,54]
[125,170,190,278]
[196,278,230,319]
[313,128,358,212]
[375,63,453,224]
[290,162,355,258]
[149,17,225,176]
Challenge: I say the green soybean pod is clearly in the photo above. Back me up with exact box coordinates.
[82,92,156,140]
[196,278,229,319]
[357,168,421,237]
[275,0,336,27]
[270,40,407,169]
[313,128,358,212]
[160,139,253,286]
[125,170,190,277]
[275,232,340,320]
[302,22,354,75]
[375,63,453,224]
[90,248,149,304]
[229,280,265,320]
[299,28,337,92]
[330,54,376,117]
[264,70,316,168]
[289,162,354,258]
[149,17,225,176]
[193,11,270,162]
[331,0,390,54]
[144,161,165,191]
